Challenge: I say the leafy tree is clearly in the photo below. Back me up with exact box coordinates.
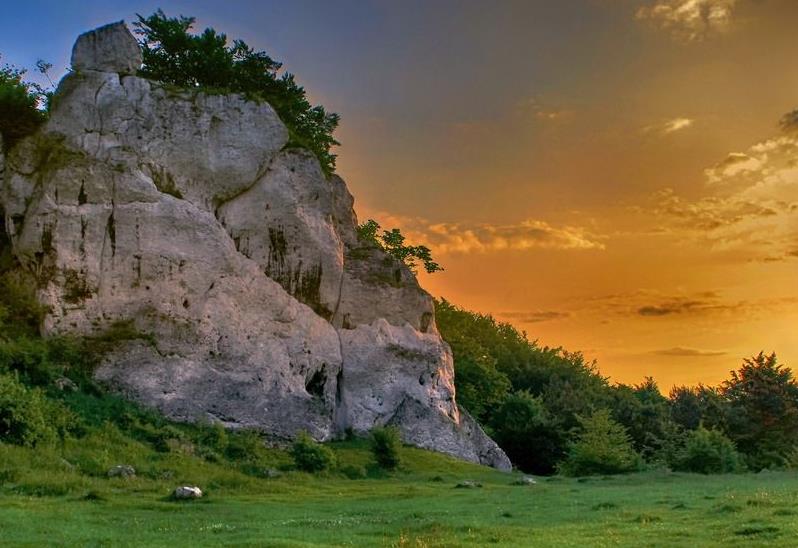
[559,409,641,476]
[0,57,47,150]
[671,427,742,474]
[721,352,798,469]
[611,378,671,460]
[370,426,401,470]
[489,391,564,475]
[134,10,340,175]
[357,220,443,274]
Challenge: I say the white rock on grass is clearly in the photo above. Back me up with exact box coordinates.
[107,465,136,478]
[173,486,203,499]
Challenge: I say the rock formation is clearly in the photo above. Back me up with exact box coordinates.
[0,22,511,470]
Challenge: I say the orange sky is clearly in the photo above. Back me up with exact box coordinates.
[3,0,796,390]
[331,0,798,390]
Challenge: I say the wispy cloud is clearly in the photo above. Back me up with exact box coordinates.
[636,0,738,42]
[517,97,573,122]
[369,212,606,255]
[498,310,571,323]
[651,347,727,357]
[644,117,694,135]
[663,117,693,133]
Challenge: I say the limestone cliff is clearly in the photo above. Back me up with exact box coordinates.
[0,22,510,470]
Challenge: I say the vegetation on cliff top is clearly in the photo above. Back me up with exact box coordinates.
[134,10,340,176]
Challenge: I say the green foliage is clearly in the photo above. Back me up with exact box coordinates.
[357,219,443,274]
[291,431,336,472]
[721,352,798,470]
[0,269,48,340]
[370,426,402,470]
[489,391,563,475]
[560,410,641,476]
[610,378,671,460]
[435,298,613,473]
[134,10,339,175]
[0,372,72,446]
[0,57,47,150]
[672,427,742,474]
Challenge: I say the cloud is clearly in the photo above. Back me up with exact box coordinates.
[636,296,737,316]
[498,310,571,323]
[662,117,694,134]
[368,213,606,255]
[517,97,573,122]
[780,109,798,134]
[636,0,738,42]
[643,117,694,135]
[651,347,727,357]
[647,111,798,259]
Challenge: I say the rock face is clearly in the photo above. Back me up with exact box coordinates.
[0,22,511,470]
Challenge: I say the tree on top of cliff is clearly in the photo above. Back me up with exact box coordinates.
[134,10,340,176]
[0,58,47,150]
[357,219,443,274]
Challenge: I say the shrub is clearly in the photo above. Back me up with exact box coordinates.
[225,429,262,461]
[357,220,442,274]
[0,58,46,150]
[134,10,339,175]
[559,409,641,476]
[0,372,72,446]
[672,427,743,474]
[291,431,335,472]
[370,426,402,470]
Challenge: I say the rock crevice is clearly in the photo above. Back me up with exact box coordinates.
[0,22,511,470]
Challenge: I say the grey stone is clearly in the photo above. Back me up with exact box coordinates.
[512,475,537,486]
[71,22,142,75]
[54,377,79,392]
[173,485,203,499]
[455,480,482,489]
[108,464,136,478]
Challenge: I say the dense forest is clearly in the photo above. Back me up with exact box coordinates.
[436,299,798,475]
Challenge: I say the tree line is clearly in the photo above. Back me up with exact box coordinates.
[436,299,798,475]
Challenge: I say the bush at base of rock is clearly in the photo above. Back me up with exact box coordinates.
[291,431,336,473]
[370,426,402,470]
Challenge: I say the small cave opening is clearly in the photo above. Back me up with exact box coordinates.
[306,367,327,398]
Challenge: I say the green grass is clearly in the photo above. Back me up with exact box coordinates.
[2,438,798,547]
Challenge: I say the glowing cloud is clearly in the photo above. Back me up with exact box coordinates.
[636,0,738,42]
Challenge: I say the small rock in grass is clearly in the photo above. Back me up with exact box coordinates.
[264,468,282,479]
[455,480,482,489]
[55,377,78,392]
[107,465,136,478]
[512,476,537,486]
[173,485,203,499]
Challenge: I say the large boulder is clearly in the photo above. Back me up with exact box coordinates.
[71,21,142,75]
[0,22,510,469]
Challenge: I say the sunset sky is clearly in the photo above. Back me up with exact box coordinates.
[3,0,797,389]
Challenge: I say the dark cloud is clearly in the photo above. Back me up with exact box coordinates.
[652,347,727,357]
[499,311,570,323]
[780,109,798,134]
[637,300,709,316]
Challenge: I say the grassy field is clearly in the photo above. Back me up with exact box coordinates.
[2,439,798,547]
